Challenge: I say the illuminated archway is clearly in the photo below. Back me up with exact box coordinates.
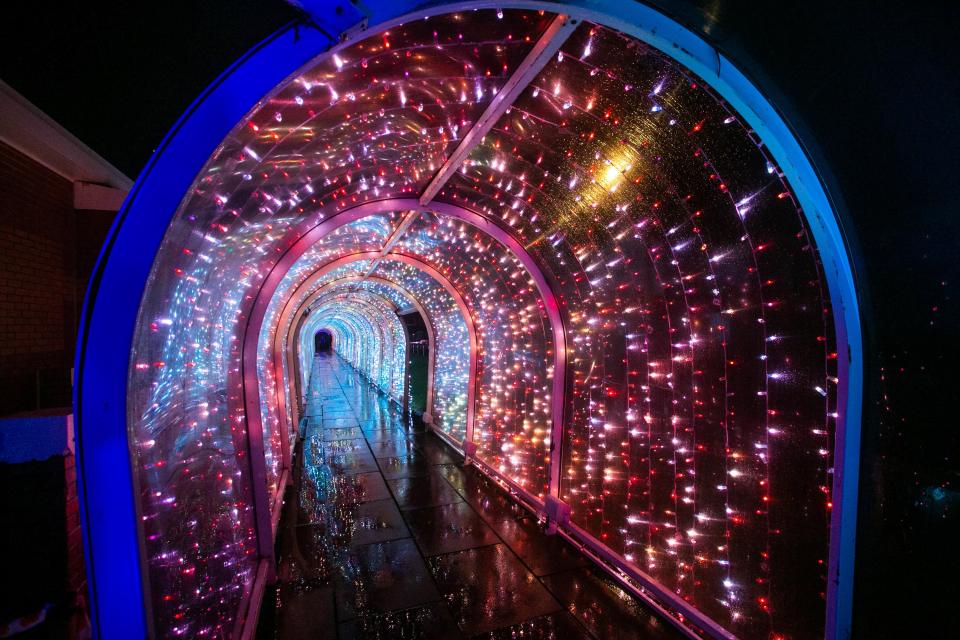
[282,263,473,441]
[286,275,438,427]
[300,289,407,397]
[76,3,862,639]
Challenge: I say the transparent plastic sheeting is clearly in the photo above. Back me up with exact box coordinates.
[128,8,838,639]
[367,259,471,441]
[293,280,412,402]
[257,214,396,492]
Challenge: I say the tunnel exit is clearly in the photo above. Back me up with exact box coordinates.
[313,329,332,353]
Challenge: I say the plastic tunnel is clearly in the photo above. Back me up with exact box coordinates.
[75,2,862,639]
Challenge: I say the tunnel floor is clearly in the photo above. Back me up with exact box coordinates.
[256,352,683,640]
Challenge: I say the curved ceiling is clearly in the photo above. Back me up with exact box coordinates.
[107,6,847,640]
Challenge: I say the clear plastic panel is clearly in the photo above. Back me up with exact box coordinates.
[300,290,407,399]
[257,213,398,487]
[392,213,555,497]
[128,10,839,639]
[359,258,472,441]
[439,21,837,639]
[127,9,556,634]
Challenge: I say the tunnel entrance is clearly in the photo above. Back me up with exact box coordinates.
[313,329,332,352]
[400,309,429,416]
[76,3,863,639]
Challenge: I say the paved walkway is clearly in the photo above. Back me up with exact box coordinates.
[257,351,682,640]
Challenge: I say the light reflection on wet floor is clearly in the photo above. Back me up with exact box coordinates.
[256,352,683,640]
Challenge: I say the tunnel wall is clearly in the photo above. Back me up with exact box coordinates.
[76,3,862,639]
[363,260,472,441]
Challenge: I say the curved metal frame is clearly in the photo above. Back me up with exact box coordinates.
[240,199,564,464]
[74,24,335,639]
[294,284,411,404]
[303,290,405,395]
[263,248,477,448]
[75,3,863,639]
[282,274,438,433]
[269,254,383,453]
[385,252,480,446]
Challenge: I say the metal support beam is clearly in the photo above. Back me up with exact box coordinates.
[354,14,578,289]
[358,209,420,282]
[418,13,578,205]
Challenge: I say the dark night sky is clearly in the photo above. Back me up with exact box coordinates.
[2,1,958,636]
[0,0,297,178]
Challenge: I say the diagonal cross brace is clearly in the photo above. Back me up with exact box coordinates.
[362,13,577,282]
[418,13,578,206]
[357,209,420,282]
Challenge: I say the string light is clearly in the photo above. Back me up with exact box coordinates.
[127,10,838,639]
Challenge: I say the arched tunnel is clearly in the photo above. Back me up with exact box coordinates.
[75,2,861,639]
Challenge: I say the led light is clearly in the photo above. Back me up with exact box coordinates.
[127,11,841,640]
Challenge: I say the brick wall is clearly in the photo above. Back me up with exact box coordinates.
[0,139,75,415]
[0,140,116,416]
[64,451,86,601]
[0,139,115,633]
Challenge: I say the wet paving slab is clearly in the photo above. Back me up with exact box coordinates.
[485,515,587,577]
[337,602,458,640]
[361,424,408,440]
[402,502,499,556]
[334,538,440,620]
[472,610,592,640]
[540,568,682,640]
[388,473,464,510]
[328,498,411,547]
[323,427,366,441]
[273,584,337,640]
[368,437,420,459]
[377,452,435,480]
[428,543,561,635]
[258,352,684,640]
